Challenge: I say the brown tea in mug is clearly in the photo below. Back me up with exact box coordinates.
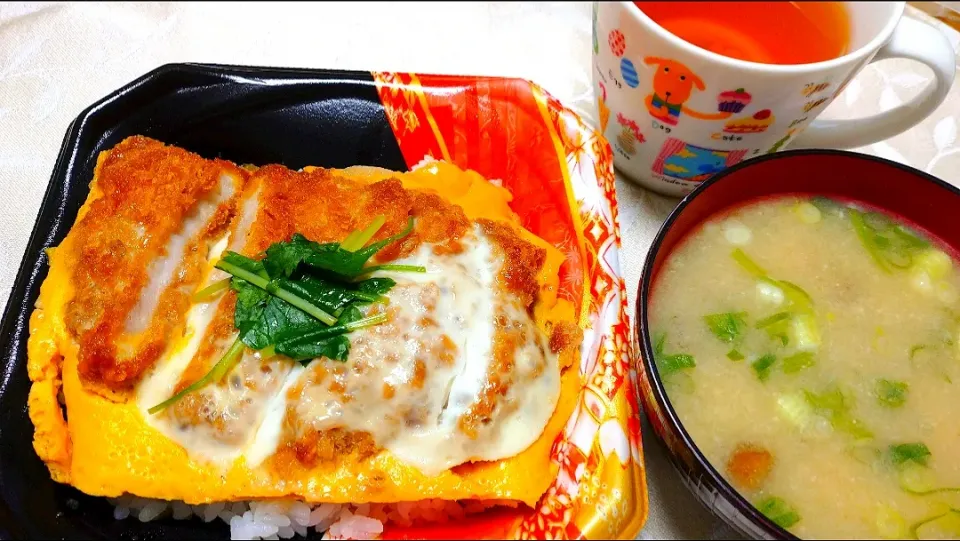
[634,2,850,65]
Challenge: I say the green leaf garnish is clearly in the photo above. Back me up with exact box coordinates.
[302,217,417,278]
[756,496,801,529]
[875,379,908,408]
[782,352,815,374]
[148,337,246,415]
[752,353,777,381]
[275,308,386,362]
[340,215,386,252]
[262,233,318,279]
[889,443,931,467]
[356,263,427,275]
[259,217,417,280]
[355,277,397,297]
[704,312,747,344]
[229,276,365,351]
[217,256,338,326]
[191,278,231,302]
[219,250,269,279]
[150,219,415,414]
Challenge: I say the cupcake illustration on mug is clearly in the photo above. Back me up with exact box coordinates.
[616,113,645,156]
[717,88,752,113]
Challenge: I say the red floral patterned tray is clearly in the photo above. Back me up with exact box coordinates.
[0,64,646,540]
[371,72,648,540]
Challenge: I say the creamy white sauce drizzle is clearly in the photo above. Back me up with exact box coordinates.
[136,233,241,464]
[290,225,561,476]
[137,224,562,476]
[433,235,496,431]
[245,363,304,468]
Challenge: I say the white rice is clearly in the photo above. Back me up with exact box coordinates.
[109,495,517,540]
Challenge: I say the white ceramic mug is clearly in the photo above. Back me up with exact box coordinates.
[592,1,957,197]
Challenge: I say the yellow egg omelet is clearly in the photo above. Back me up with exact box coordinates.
[28,136,583,509]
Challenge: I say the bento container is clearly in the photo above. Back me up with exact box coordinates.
[0,63,648,540]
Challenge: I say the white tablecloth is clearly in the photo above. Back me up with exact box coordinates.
[2,2,959,539]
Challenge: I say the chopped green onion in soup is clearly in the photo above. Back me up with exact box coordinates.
[756,497,801,529]
[910,509,960,539]
[875,379,908,408]
[897,461,937,494]
[727,349,745,361]
[782,352,815,374]
[752,354,777,382]
[703,312,748,344]
[889,443,931,467]
[875,505,908,540]
[791,314,821,351]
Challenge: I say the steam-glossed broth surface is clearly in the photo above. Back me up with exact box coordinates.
[650,196,960,539]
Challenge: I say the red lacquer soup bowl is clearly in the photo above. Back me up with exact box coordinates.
[634,150,960,540]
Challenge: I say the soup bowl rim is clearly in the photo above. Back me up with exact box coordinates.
[635,148,960,540]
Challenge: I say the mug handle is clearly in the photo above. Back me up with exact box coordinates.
[791,16,956,150]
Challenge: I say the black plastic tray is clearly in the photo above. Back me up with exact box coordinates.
[0,63,413,540]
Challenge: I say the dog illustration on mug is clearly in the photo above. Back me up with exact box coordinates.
[644,57,736,126]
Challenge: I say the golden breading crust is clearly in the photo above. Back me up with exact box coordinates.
[63,137,244,394]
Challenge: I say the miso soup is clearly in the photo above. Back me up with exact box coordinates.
[650,196,960,540]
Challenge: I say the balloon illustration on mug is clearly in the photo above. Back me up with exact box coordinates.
[609,29,626,57]
[643,57,744,126]
[621,58,639,88]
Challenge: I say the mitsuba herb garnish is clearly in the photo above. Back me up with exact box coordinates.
[149,216,423,414]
